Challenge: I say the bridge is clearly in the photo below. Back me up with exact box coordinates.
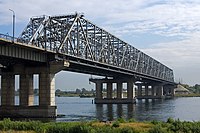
[0,13,176,118]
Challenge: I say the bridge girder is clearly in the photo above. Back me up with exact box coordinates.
[17,13,174,83]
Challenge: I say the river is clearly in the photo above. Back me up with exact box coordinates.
[55,97,200,122]
[3,96,200,122]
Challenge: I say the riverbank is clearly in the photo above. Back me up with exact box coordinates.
[175,93,200,97]
[1,118,200,133]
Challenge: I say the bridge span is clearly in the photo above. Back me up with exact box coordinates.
[0,13,176,118]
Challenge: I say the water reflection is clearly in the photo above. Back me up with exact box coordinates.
[95,104,135,121]
[95,104,103,120]
[117,104,123,118]
[107,104,113,121]
[95,99,173,121]
[127,104,134,119]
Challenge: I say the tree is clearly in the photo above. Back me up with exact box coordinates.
[75,88,81,94]
[56,89,61,93]
[194,84,200,93]
[81,88,88,94]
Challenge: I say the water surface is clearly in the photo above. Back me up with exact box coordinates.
[56,97,200,122]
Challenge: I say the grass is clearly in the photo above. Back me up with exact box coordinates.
[1,118,200,133]
[120,122,152,132]
[175,93,200,97]
[92,120,152,132]
[0,131,35,133]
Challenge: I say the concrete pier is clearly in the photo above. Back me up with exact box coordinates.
[117,82,122,99]
[95,82,103,100]
[20,74,34,106]
[163,85,175,98]
[151,86,155,96]
[137,84,142,97]
[145,85,149,96]
[127,80,134,99]
[107,82,113,99]
[0,60,69,118]
[39,73,55,106]
[90,78,136,104]
[136,83,175,99]
[1,73,15,106]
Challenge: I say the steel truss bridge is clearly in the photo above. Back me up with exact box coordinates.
[1,13,174,84]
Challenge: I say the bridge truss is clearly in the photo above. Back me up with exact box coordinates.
[18,13,174,82]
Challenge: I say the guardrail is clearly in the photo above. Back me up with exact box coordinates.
[0,33,18,42]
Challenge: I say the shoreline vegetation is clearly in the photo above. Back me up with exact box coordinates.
[174,93,200,97]
[11,83,200,98]
[1,118,200,133]
[55,84,200,98]
[55,93,200,98]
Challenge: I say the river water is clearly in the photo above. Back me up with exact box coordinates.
[2,96,200,122]
[55,97,200,122]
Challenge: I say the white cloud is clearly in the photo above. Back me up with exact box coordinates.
[142,35,200,85]
[1,0,200,38]
[0,0,146,25]
[106,1,200,37]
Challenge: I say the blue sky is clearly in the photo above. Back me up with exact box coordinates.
[1,0,200,90]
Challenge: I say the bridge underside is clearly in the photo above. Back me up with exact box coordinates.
[0,48,69,117]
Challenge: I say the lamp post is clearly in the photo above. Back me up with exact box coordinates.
[9,9,15,43]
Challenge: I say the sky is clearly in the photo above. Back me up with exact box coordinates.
[0,0,200,90]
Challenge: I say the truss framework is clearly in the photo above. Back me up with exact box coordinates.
[18,13,174,82]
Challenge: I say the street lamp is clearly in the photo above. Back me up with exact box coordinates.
[9,9,15,43]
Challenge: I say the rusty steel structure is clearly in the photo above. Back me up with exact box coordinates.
[16,13,174,83]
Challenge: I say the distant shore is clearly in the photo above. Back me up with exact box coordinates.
[55,93,200,98]
[56,93,95,98]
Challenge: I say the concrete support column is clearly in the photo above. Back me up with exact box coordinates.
[155,86,159,96]
[106,82,112,99]
[165,88,169,95]
[157,86,163,97]
[1,73,15,106]
[96,82,103,99]
[171,88,175,96]
[20,74,34,106]
[39,73,55,106]
[127,80,134,99]
[151,86,155,96]
[117,82,122,99]
[137,84,142,97]
[145,85,149,96]
[92,78,136,104]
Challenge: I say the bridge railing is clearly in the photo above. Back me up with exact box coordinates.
[0,33,13,41]
[0,33,20,43]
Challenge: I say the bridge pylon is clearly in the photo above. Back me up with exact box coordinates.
[0,60,69,118]
[136,83,175,99]
[89,77,136,104]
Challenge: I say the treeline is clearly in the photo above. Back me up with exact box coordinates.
[188,84,200,94]
[1,118,200,133]
[180,84,200,93]
[55,88,95,97]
